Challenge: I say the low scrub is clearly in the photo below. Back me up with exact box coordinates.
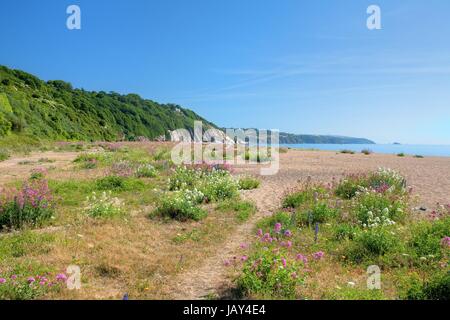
[153,190,207,221]
[345,227,401,263]
[0,266,68,300]
[0,179,54,230]
[299,202,339,225]
[354,191,406,228]
[169,165,238,202]
[335,168,406,199]
[216,200,256,222]
[0,148,9,162]
[237,248,303,299]
[282,186,327,209]
[84,191,124,218]
[238,177,260,190]
[402,271,450,300]
[408,215,450,262]
[236,222,306,299]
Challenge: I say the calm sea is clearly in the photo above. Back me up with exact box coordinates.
[282,144,450,157]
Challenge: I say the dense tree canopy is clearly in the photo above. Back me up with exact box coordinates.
[0,65,215,141]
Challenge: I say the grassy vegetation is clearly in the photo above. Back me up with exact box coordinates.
[235,168,449,300]
[238,176,260,190]
[0,142,262,299]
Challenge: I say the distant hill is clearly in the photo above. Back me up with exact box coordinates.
[278,132,375,144]
[0,65,216,142]
[224,129,375,145]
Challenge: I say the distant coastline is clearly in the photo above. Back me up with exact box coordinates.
[282,143,450,157]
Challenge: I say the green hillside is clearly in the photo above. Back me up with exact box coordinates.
[0,65,215,142]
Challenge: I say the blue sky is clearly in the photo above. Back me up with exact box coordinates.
[1,0,450,144]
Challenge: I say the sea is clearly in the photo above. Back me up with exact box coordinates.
[281,144,450,157]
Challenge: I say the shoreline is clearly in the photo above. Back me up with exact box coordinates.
[282,143,450,158]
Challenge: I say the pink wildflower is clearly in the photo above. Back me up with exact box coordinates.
[284,230,292,237]
[27,277,36,283]
[241,255,248,262]
[274,223,282,233]
[257,229,263,237]
[281,258,287,268]
[56,273,67,282]
[0,278,6,284]
[296,254,308,264]
[441,236,450,247]
[313,251,325,260]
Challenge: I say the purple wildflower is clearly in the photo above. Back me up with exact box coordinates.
[296,254,308,264]
[313,251,325,260]
[441,236,450,247]
[274,223,282,233]
[56,273,67,282]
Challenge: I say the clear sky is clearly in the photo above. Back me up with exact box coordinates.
[1,0,450,144]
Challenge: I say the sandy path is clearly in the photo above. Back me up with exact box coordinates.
[0,151,79,185]
[169,174,298,300]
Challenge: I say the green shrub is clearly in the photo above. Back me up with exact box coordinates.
[402,272,450,300]
[216,200,256,222]
[135,163,157,178]
[346,228,400,262]
[95,176,126,191]
[397,153,405,157]
[366,168,406,193]
[283,191,312,209]
[237,248,303,299]
[333,223,359,241]
[335,176,365,200]
[354,191,406,228]
[84,191,124,218]
[414,155,424,159]
[0,179,54,230]
[282,186,327,209]
[238,177,260,190]
[409,216,450,262]
[153,190,207,221]
[361,149,373,155]
[199,174,239,202]
[326,287,386,300]
[299,202,338,224]
[335,168,406,200]
[340,149,355,154]
[256,211,293,231]
[0,148,9,162]
[152,148,171,161]
[169,166,238,202]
